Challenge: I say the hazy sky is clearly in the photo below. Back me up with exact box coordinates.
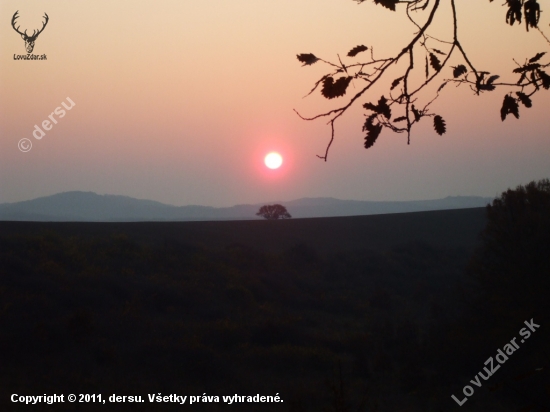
[1,0,549,207]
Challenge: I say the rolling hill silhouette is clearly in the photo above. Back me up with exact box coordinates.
[0,191,493,221]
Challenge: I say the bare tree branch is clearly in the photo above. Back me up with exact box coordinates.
[295,0,549,159]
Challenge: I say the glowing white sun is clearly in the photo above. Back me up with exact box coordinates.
[264,152,283,169]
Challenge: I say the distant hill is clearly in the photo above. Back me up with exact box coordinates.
[0,191,493,222]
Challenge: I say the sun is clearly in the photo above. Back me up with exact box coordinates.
[264,152,283,169]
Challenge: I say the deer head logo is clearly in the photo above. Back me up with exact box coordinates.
[11,11,49,54]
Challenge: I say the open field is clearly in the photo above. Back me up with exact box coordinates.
[0,207,487,254]
[1,208,548,411]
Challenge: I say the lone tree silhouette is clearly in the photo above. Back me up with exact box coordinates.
[295,0,550,160]
[256,204,292,220]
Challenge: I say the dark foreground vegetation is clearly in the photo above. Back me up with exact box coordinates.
[0,198,548,411]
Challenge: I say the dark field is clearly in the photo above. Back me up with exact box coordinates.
[0,208,487,254]
[1,208,548,411]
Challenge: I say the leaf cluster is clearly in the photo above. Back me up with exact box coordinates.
[497,0,541,31]
[322,76,354,99]
[362,96,392,148]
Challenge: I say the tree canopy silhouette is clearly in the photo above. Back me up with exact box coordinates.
[256,204,292,220]
[295,0,550,160]
[468,178,550,319]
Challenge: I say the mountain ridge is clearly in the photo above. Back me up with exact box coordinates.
[0,191,493,222]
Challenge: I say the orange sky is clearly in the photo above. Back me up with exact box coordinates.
[1,0,549,207]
